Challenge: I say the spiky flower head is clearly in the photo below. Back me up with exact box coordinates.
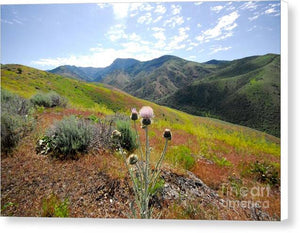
[128,154,138,165]
[130,108,138,121]
[163,129,172,140]
[111,130,122,140]
[139,106,154,126]
[139,106,154,119]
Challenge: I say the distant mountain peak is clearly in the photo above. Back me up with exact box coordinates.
[204,59,230,65]
[112,57,140,63]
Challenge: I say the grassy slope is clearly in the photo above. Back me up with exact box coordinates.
[1,64,281,218]
[48,54,280,137]
[160,54,280,137]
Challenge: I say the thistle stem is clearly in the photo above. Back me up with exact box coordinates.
[134,121,147,186]
[144,125,150,218]
[134,121,144,161]
[150,138,168,188]
[118,141,142,211]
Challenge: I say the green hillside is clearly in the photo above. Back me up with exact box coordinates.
[1,64,280,154]
[160,54,280,137]
[1,64,281,219]
[48,54,280,136]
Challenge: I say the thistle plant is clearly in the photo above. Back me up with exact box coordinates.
[112,106,171,219]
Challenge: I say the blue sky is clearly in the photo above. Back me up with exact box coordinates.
[1,1,280,70]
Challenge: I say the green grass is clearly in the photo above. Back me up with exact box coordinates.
[41,194,69,217]
[1,64,280,168]
[166,145,195,170]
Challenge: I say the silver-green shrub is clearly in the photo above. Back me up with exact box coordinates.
[30,91,67,108]
[46,116,93,159]
[1,89,35,154]
[30,93,52,107]
[115,119,138,152]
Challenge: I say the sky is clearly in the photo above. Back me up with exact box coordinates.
[1,1,281,70]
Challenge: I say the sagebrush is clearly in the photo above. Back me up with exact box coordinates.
[30,91,67,108]
[1,89,35,154]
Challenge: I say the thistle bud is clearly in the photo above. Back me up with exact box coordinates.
[111,130,122,139]
[163,129,172,140]
[130,108,138,121]
[142,118,152,126]
[128,154,138,165]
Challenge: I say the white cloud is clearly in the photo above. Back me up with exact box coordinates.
[265,8,276,14]
[153,31,166,41]
[151,27,166,48]
[106,24,127,42]
[128,33,142,42]
[129,3,143,11]
[112,3,130,19]
[13,19,23,25]
[166,27,189,50]
[209,45,232,54]
[1,17,24,25]
[154,40,167,49]
[240,1,258,11]
[188,55,196,59]
[171,5,182,15]
[269,3,280,8]
[226,6,236,11]
[155,4,166,14]
[197,23,202,28]
[215,31,233,41]
[1,19,14,24]
[189,42,199,47]
[262,3,280,16]
[211,6,224,13]
[196,11,239,42]
[163,15,184,28]
[152,27,165,32]
[97,3,109,9]
[32,41,172,68]
[246,3,280,21]
[111,3,155,19]
[248,15,259,21]
[139,3,154,12]
[194,2,203,6]
[137,12,152,24]
[153,16,163,23]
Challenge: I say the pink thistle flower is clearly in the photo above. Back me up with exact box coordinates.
[139,106,154,119]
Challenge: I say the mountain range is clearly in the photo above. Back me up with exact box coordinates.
[49,54,280,137]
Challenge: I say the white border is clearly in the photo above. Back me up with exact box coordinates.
[1,0,294,232]
[280,0,288,221]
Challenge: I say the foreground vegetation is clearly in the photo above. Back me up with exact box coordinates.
[1,64,280,219]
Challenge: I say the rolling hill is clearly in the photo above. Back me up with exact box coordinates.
[48,54,280,136]
[160,54,281,137]
[1,64,281,219]
[49,55,218,99]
